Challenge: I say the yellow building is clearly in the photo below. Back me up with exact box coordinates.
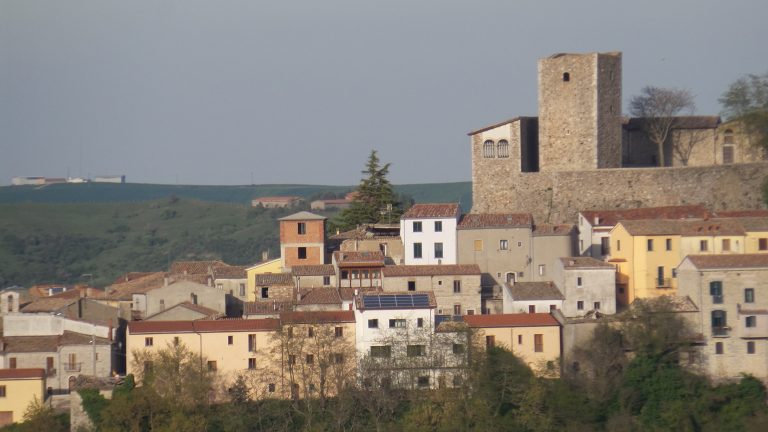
[463,313,561,376]
[245,259,283,302]
[0,368,46,426]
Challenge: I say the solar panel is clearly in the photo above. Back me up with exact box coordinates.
[362,293,431,309]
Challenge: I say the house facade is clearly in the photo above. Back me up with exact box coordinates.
[400,204,460,265]
[552,257,617,317]
[279,211,327,269]
[381,265,482,317]
[0,368,46,426]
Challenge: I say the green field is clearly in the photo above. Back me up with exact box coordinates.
[0,182,472,288]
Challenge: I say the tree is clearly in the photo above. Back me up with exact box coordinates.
[629,86,696,166]
[335,150,403,231]
[719,71,768,151]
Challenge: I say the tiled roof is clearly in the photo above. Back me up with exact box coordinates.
[0,331,112,353]
[714,210,768,218]
[0,368,46,380]
[559,257,615,269]
[457,213,533,229]
[278,211,326,221]
[255,273,294,286]
[298,288,341,305]
[464,313,560,328]
[581,205,710,227]
[401,203,460,219]
[684,254,768,270]
[618,219,684,236]
[623,116,721,131]
[212,265,248,279]
[728,216,768,232]
[48,287,106,300]
[334,251,386,267]
[508,281,564,301]
[106,272,166,300]
[27,284,72,298]
[129,318,281,334]
[177,302,221,317]
[280,310,355,324]
[292,264,335,277]
[680,219,746,236]
[666,296,700,313]
[252,196,302,202]
[111,272,157,285]
[382,264,481,277]
[339,287,382,301]
[20,297,77,313]
[532,224,575,236]
[169,260,226,275]
[243,301,293,315]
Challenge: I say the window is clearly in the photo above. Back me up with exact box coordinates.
[239,283,246,297]
[435,221,442,232]
[500,239,508,250]
[417,318,424,328]
[665,238,672,251]
[408,281,416,291]
[407,345,426,357]
[562,72,570,82]
[710,281,723,303]
[335,326,343,338]
[517,241,523,247]
[723,145,734,164]
[722,239,731,252]
[518,335,523,345]
[453,343,465,354]
[413,221,422,232]
[389,319,406,328]
[145,337,154,347]
[760,238,768,251]
[711,310,727,334]
[453,280,461,293]
[577,301,584,310]
[368,319,379,328]
[288,355,296,365]
[550,304,556,312]
[217,283,223,290]
[746,316,757,328]
[538,265,545,276]
[698,240,708,252]
[261,287,269,299]
[594,302,601,310]
[228,335,234,345]
[747,341,756,354]
[341,270,349,280]
[248,358,256,369]
[248,334,257,352]
[417,376,430,388]
[371,346,391,358]
[745,288,755,303]
[208,361,217,372]
[577,277,583,287]
[298,247,307,260]
[647,239,654,251]
[454,304,462,315]
[534,334,544,352]
[173,337,180,345]
[307,327,314,338]
[474,240,483,251]
[434,242,444,259]
[723,129,734,144]
[334,353,344,364]
[159,299,165,310]
[497,140,510,158]
[715,342,724,355]
[190,293,198,305]
[297,222,306,235]
[0,385,5,397]
[600,237,610,255]
[268,383,276,393]
[306,354,314,364]
[483,140,495,158]
[486,335,495,348]
[323,275,331,285]
[413,243,422,259]
[528,305,536,313]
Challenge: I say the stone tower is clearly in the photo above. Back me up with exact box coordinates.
[537,52,622,171]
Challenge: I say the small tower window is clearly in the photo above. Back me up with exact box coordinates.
[483,140,495,158]
[562,72,570,82]
[497,140,509,158]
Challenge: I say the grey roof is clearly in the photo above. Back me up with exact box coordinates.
[255,273,294,286]
[508,281,564,301]
[278,211,327,221]
[560,257,614,269]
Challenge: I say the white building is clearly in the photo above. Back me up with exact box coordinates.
[400,203,460,265]
[552,257,617,317]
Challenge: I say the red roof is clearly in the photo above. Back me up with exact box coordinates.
[252,196,302,202]
[0,368,46,379]
[129,318,280,334]
[464,313,560,328]
[333,251,386,267]
[581,205,710,227]
[280,311,355,324]
[714,209,768,218]
[402,203,461,219]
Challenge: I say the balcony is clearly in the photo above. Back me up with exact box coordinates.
[712,327,730,337]
[46,368,56,378]
[712,295,724,304]
[655,278,673,289]
[64,362,82,372]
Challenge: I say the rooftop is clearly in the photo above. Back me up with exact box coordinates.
[0,368,46,380]
[508,281,565,301]
[401,203,461,219]
[169,260,227,276]
[212,265,248,279]
[278,211,326,221]
[457,213,533,229]
[532,224,575,236]
[382,264,481,277]
[292,264,336,277]
[560,257,615,269]
[255,272,294,286]
[243,301,293,315]
[464,313,560,328]
[298,287,342,305]
[280,310,355,324]
[333,251,386,267]
[356,292,437,310]
[129,318,281,334]
[684,254,768,270]
[581,205,710,227]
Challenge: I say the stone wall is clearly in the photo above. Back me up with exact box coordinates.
[472,162,768,223]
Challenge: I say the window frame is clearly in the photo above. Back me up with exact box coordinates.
[500,239,509,250]
[534,334,544,352]
[413,242,422,259]
[434,221,442,232]
[434,242,444,259]
[297,222,306,235]
[413,221,422,232]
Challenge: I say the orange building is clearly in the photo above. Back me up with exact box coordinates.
[280,212,327,269]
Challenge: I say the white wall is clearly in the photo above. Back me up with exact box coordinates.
[2,314,112,338]
[401,217,458,265]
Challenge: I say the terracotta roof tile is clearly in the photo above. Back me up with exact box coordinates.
[618,219,685,236]
[333,251,386,267]
[129,318,281,334]
[727,216,768,232]
[559,257,615,269]
[255,273,294,286]
[680,219,746,236]
[106,272,166,300]
[458,213,533,229]
[684,254,768,270]
[243,301,293,315]
[402,203,460,219]
[714,209,768,218]
[0,368,46,379]
[464,313,560,328]
[298,288,341,305]
[20,297,77,313]
[169,260,227,276]
[280,310,355,324]
[382,264,481,277]
[212,265,248,279]
[292,264,336,277]
[581,205,710,227]
[0,332,111,353]
[532,224,575,236]
[339,287,382,301]
[111,272,157,285]
[508,281,564,301]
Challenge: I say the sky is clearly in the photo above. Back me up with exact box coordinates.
[1,0,767,186]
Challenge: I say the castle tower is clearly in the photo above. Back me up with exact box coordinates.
[537,52,622,171]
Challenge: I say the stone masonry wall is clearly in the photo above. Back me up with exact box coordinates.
[472,162,768,224]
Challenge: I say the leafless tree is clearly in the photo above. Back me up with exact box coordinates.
[671,127,712,166]
[629,86,696,167]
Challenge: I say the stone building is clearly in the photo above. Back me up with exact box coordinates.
[381,264,482,317]
[502,281,564,314]
[552,257,617,317]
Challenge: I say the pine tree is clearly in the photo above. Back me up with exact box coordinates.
[335,150,402,231]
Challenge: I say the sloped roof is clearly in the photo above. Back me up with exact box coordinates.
[382,264,481,277]
[684,254,768,270]
[255,273,294,286]
[0,331,112,353]
[292,264,335,277]
[334,251,386,267]
[466,116,538,136]
[508,281,564,301]
[212,265,248,279]
[401,203,460,219]
[129,318,281,334]
[680,219,746,236]
[338,286,382,301]
[464,313,560,328]
[278,211,326,221]
[298,288,341,305]
[252,196,302,202]
[581,205,710,227]
[280,310,355,324]
[106,272,166,300]
[20,296,77,313]
[0,368,46,380]
[560,257,615,269]
[457,213,533,229]
[169,260,227,275]
[728,216,768,232]
[618,219,684,236]
[243,301,293,315]
[143,302,221,321]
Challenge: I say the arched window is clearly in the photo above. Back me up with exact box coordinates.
[483,140,495,158]
[723,129,734,144]
[497,140,509,158]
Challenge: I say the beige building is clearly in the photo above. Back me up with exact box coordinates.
[677,254,768,383]
[134,280,226,320]
[0,368,46,426]
[464,313,561,376]
[331,224,403,265]
[381,264,482,316]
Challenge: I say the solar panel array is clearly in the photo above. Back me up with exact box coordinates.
[362,293,430,309]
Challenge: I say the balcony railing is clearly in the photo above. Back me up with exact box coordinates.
[712,326,730,337]
[655,278,673,288]
[64,362,82,372]
[46,368,56,377]
[712,295,724,304]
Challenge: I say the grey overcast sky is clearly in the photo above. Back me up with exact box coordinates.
[1,0,766,186]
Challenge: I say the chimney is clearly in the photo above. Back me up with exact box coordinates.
[164,277,169,287]
[262,250,269,262]
[594,216,599,225]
